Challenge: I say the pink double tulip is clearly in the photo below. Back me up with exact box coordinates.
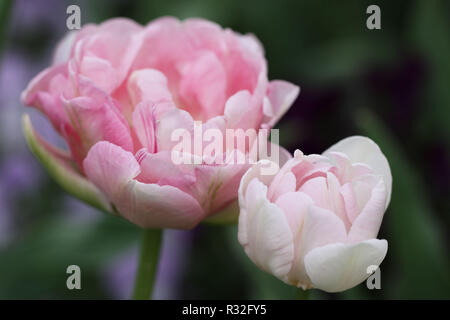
[22,17,299,228]
[238,136,392,292]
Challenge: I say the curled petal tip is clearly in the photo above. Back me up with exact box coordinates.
[294,149,303,158]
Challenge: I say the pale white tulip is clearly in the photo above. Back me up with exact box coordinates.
[238,136,392,292]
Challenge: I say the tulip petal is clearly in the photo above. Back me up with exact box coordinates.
[183,18,226,54]
[53,31,78,65]
[298,176,330,209]
[22,114,111,213]
[63,91,134,156]
[323,136,392,208]
[237,159,280,247]
[239,178,294,280]
[326,172,351,231]
[83,141,205,229]
[264,80,300,128]
[202,162,251,214]
[238,159,279,206]
[127,69,174,108]
[304,239,388,293]
[117,180,206,229]
[132,102,158,152]
[178,50,227,120]
[137,150,196,189]
[74,18,144,93]
[223,30,266,99]
[79,56,118,94]
[270,172,296,201]
[300,205,348,256]
[347,178,387,243]
[275,191,312,240]
[224,90,253,129]
[254,141,292,181]
[288,204,347,288]
[275,143,293,167]
[21,64,72,133]
[132,17,192,85]
[156,108,195,152]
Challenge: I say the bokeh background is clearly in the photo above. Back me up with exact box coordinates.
[0,0,448,299]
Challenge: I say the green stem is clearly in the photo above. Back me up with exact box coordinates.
[296,288,310,300]
[132,228,163,300]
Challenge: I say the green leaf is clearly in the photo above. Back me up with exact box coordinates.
[0,213,138,299]
[408,0,450,139]
[0,0,11,51]
[356,108,450,299]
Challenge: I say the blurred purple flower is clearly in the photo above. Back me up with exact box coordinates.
[153,230,193,299]
[10,0,66,32]
[61,196,104,225]
[0,53,31,150]
[0,52,65,150]
[103,248,137,300]
[0,155,41,191]
[0,154,43,246]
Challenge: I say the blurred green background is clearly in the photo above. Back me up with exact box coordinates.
[0,0,448,299]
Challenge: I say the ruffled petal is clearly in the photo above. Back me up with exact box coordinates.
[238,178,294,281]
[21,64,73,133]
[347,178,387,243]
[83,141,205,229]
[178,51,227,120]
[63,91,133,158]
[323,136,392,208]
[127,69,174,109]
[263,80,300,128]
